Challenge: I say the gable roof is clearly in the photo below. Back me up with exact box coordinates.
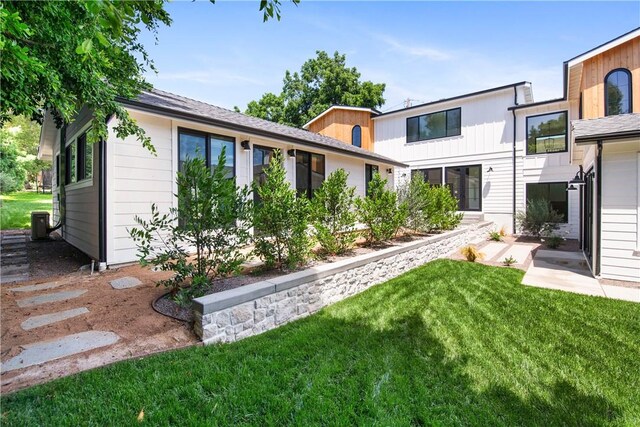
[118,89,406,167]
[566,27,640,67]
[302,105,380,129]
[572,113,640,144]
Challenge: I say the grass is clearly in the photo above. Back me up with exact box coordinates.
[0,191,52,230]
[3,260,639,425]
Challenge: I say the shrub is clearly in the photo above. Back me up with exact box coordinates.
[460,245,484,262]
[503,256,517,267]
[424,185,463,231]
[397,173,430,233]
[129,148,252,304]
[544,235,564,249]
[0,140,26,193]
[516,199,563,238]
[488,230,502,241]
[310,168,357,255]
[355,172,408,245]
[253,149,311,270]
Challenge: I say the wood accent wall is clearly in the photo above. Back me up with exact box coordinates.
[307,109,374,151]
[579,37,639,119]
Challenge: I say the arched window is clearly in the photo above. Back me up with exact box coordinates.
[605,68,632,116]
[352,125,362,147]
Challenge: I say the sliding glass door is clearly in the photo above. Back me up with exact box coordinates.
[445,165,481,211]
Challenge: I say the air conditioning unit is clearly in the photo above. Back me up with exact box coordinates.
[31,211,50,240]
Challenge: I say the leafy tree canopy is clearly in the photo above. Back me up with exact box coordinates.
[242,51,386,128]
[0,0,296,154]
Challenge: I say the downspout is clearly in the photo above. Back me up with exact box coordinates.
[98,137,107,267]
[512,87,518,234]
[595,140,603,276]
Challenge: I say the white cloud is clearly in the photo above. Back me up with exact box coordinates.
[151,69,264,87]
[376,35,453,61]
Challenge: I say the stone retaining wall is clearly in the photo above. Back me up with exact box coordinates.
[193,221,492,344]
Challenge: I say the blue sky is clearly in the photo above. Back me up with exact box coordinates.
[140,1,639,112]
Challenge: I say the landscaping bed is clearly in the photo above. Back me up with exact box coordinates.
[3,260,639,425]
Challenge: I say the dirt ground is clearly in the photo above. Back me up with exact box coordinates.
[27,231,93,279]
[1,263,199,394]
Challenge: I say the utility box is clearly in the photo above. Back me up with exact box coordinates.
[31,211,50,240]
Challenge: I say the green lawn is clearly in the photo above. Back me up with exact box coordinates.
[0,191,52,230]
[3,260,639,425]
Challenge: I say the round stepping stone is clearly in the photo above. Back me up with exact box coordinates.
[1,331,120,372]
[16,289,88,308]
[110,277,142,290]
[21,307,89,330]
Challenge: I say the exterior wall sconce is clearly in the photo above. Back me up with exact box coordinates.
[240,140,251,151]
[486,167,493,173]
[287,149,296,157]
[569,165,585,185]
[386,168,393,174]
[567,184,578,191]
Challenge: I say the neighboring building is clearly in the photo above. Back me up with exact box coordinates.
[37,89,404,267]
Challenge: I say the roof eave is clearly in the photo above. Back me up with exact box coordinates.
[574,130,640,145]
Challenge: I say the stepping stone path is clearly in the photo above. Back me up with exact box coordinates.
[1,331,120,372]
[1,231,29,284]
[8,281,62,293]
[110,276,142,289]
[16,289,88,308]
[21,307,90,331]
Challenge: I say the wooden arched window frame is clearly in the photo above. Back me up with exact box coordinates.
[352,125,362,148]
[604,68,632,116]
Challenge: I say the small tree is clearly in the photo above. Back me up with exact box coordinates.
[424,185,463,231]
[355,173,408,245]
[516,199,563,238]
[397,173,431,233]
[129,148,252,304]
[253,149,311,270]
[310,168,357,255]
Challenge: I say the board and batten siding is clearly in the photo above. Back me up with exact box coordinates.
[105,108,395,266]
[600,139,640,282]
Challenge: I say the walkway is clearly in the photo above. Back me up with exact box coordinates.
[1,231,29,284]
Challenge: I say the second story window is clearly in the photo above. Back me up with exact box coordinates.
[526,111,567,155]
[352,125,362,147]
[407,108,461,143]
[605,68,632,116]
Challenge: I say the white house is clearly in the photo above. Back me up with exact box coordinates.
[37,89,405,267]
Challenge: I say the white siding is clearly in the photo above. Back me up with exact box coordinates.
[106,109,395,266]
[600,139,640,282]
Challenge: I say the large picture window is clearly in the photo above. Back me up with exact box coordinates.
[526,182,568,223]
[407,108,461,143]
[605,68,632,116]
[526,111,567,155]
[296,150,325,198]
[253,145,275,203]
[445,165,481,211]
[178,128,235,178]
[412,168,442,186]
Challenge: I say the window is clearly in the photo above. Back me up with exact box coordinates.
[76,133,93,181]
[412,168,442,186]
[365,164,379,196]
[445,165,481,211]
[178,128,235,178]
[526,111,567,155]
[55,154,60,187]
[407,108,461,143]
[296,151,325,198]
[352,125,362,148]
[253,145,275,203]
[605,69,632,116]
[65,141,76,184]
[526,182,568,223]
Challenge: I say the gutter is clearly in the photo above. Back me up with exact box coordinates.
[574,130,640,144]
[118,98,408,168]
[595,140,603,276]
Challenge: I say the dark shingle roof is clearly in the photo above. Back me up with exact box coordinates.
[119,89,407,167]
[572,113,640,142]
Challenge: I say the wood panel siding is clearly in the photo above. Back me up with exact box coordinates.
[579,37,640,119]
[307,109,374,151]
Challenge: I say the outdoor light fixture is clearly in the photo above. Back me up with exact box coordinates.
[567,184,577,191]
[386,168,393,174]
[287,149,296,157]
[486,166,494,173]
[569,165,585,185]
[240,140,251,151]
